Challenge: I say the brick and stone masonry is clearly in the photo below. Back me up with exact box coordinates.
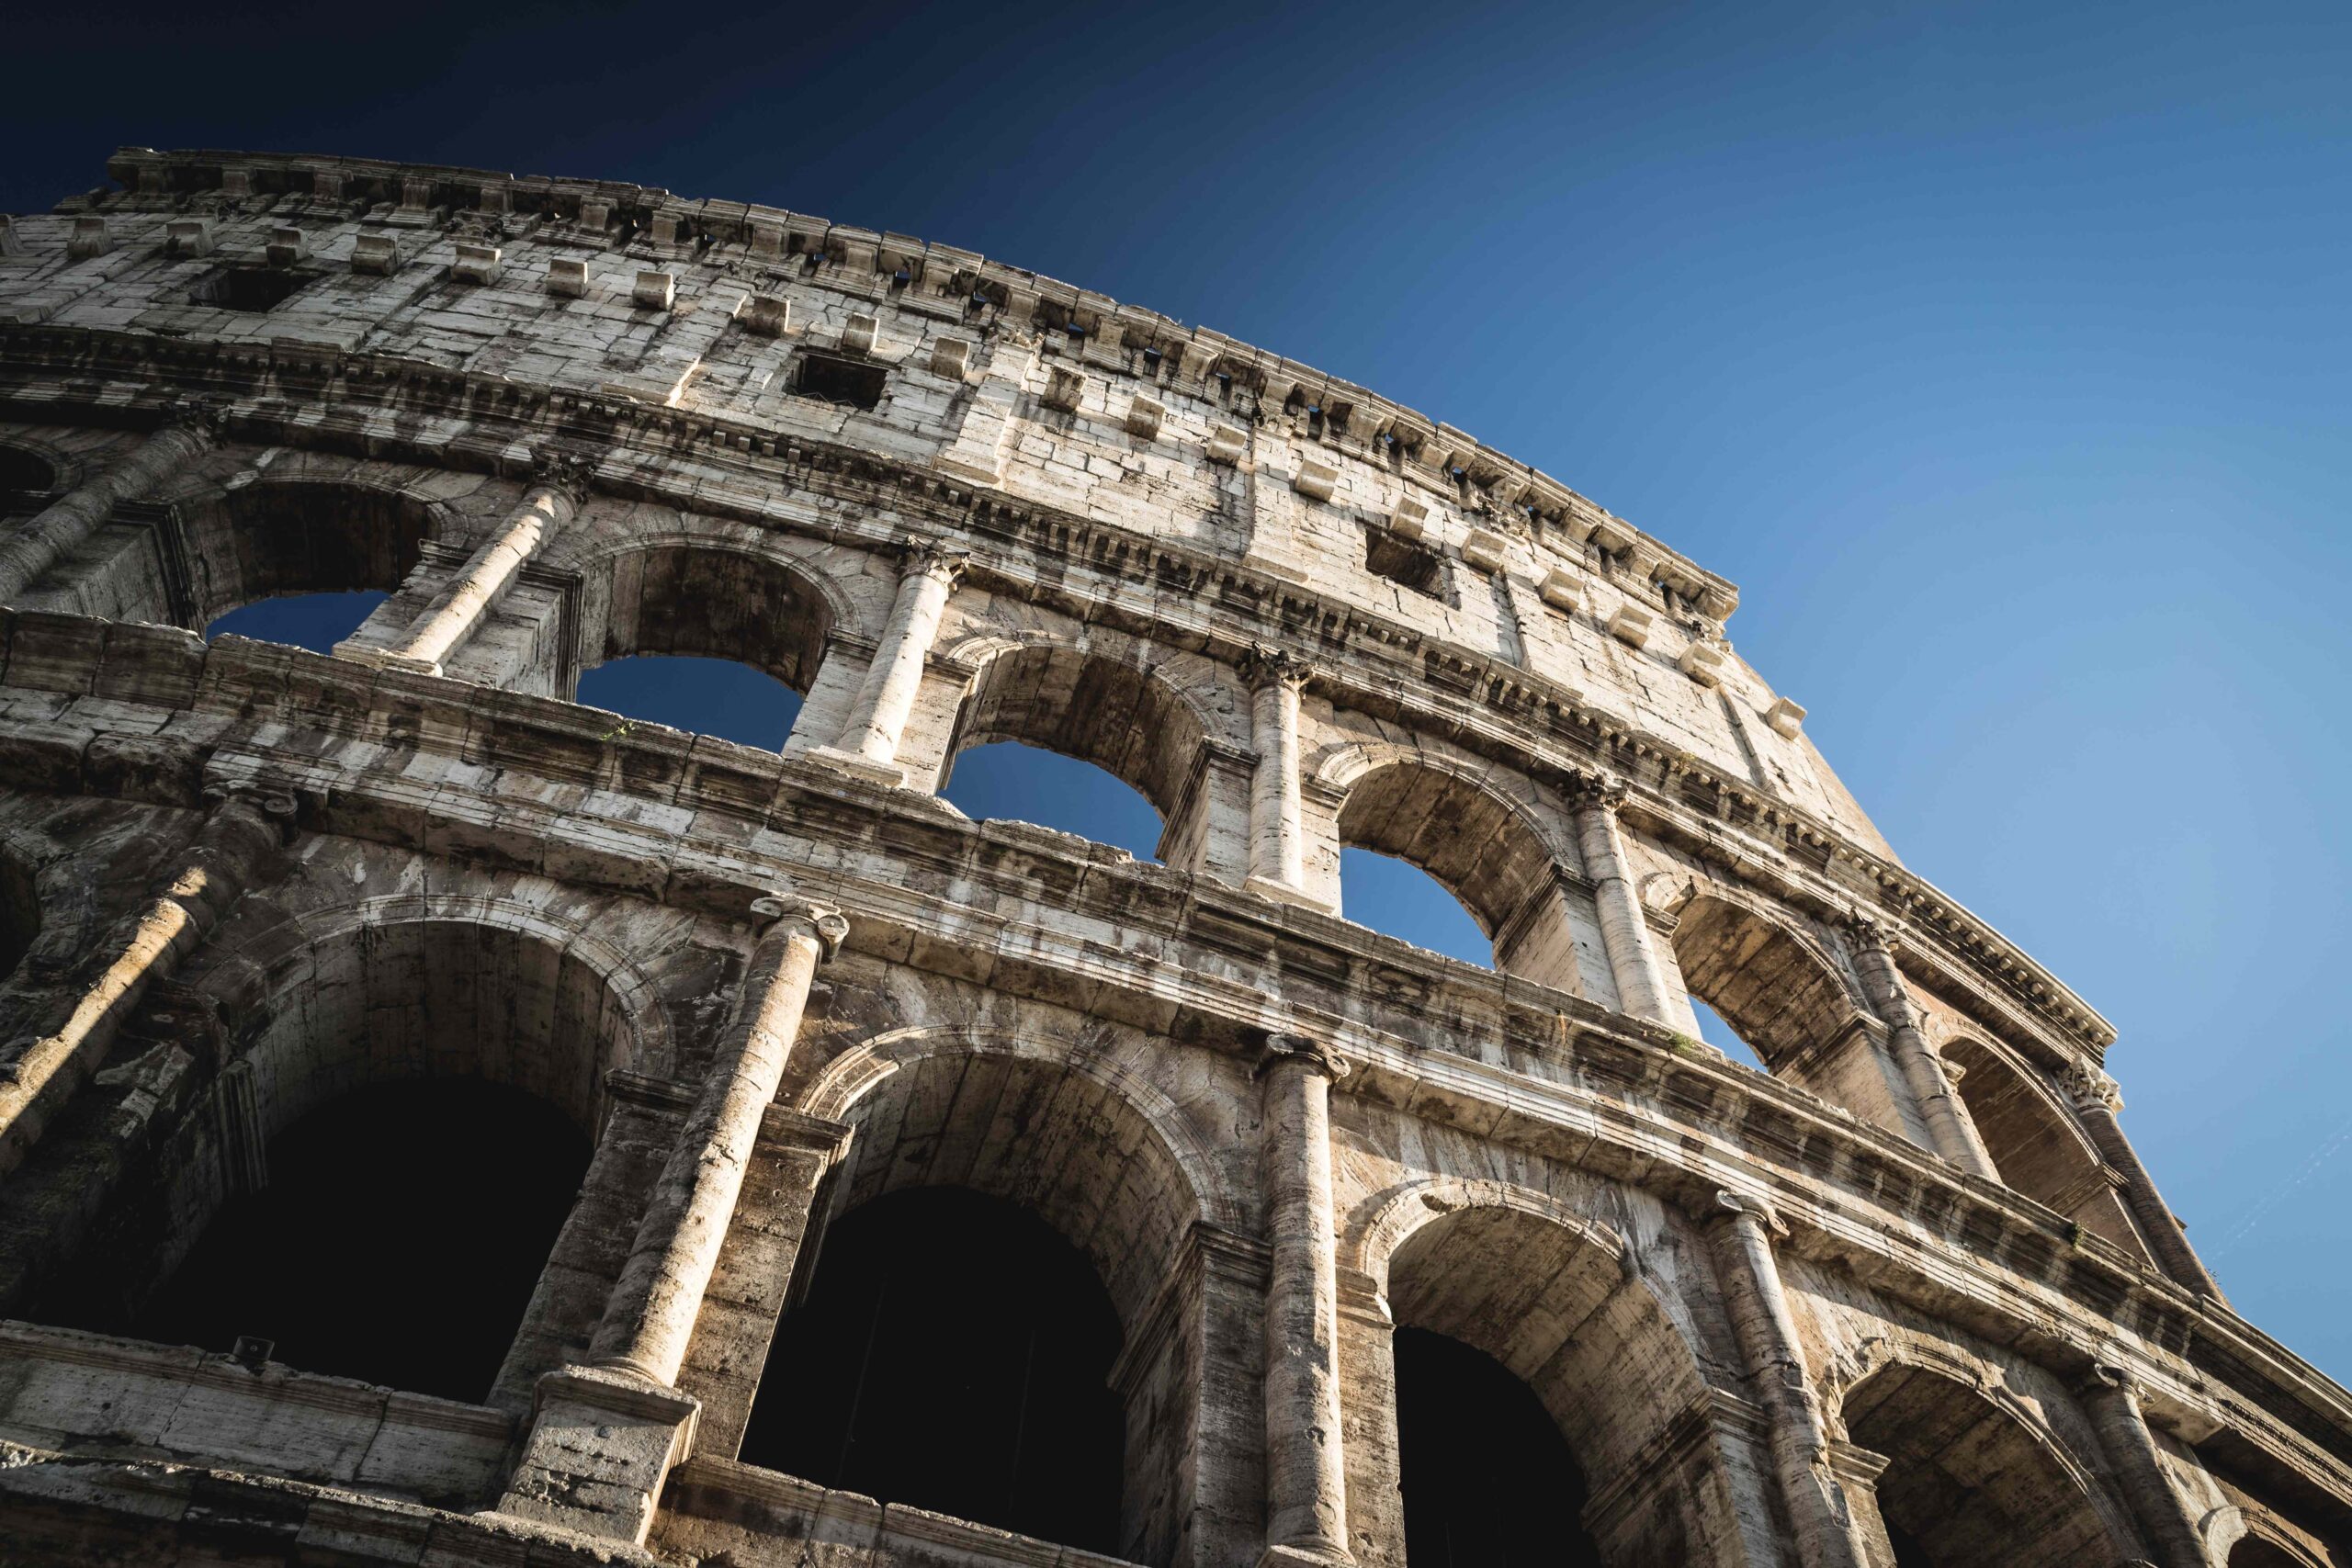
[0,146,2340,1566]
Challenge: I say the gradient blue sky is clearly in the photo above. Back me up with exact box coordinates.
[15,2,2349,1376]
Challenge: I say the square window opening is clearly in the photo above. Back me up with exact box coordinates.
[794,351,888,411]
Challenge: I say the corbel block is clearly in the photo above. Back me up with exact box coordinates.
[578,199,613,233]
[633,270,676,310]
[1125,395,1164,440]
[741,293,790,335]
[350,234,400,275]
[1591,516,1636,556]
[1294,457,1339,502]
[1205,423,1248,465]
[1764,696,1806,738]
[1538,567,1582,612]
[830,226,880,272]
[264,228,309,267]
[930,337,972,378]
[546,258,589,299]
[66,217,110,260]
[220,165,254,198]
[1390,495,1430,541]
[748,220,784,257]
[1460,527,1508,573]
[451,243,503,285]
[164,218,215,258]
[842,311,878,355]
[1679,642,1725,686]
[1043,364,1085,412]
[649,211,685,247]
[1608,604,1653,649]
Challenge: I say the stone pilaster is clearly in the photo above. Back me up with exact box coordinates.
[1846,917,2000,1179]
[811,541,967,786]
[0,783,295,1177]
[1257,1032,1351,1565]
[1243,648,1318,908]
[1706,1190,1874,1568]
[1571,778,1673,1024]
[2062,1065,2226,1301]
[2077,1363,2211,1568]
[0,402,223,604]
[500,892,844,1546]
[336,455,590,676]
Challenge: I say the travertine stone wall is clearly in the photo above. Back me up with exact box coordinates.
[0,148,2342,1568]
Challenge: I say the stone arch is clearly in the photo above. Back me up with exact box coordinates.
[0,434,73,499]
[1664,887,1870,1068]
[179,472,447,627]
[937,636,1226,858]
[2210,1506,2333,1568]
[778,1025,1240,1567]
[1940,1035,2143,1253]
[1829,1349,2132,1567]
[572,529,841,698]
[1318,742,1587,981]
[1356,1178,1743,1567]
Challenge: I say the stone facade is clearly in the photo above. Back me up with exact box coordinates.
[0,146,2341,1567]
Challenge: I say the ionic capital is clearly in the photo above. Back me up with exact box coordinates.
[750,892,849,962]
[1713,1188,1788,1237]
[2079,1360,2143,1403]
[901,539,971,586]
[1240,644,1315,692]
[529,449,599,508]
[202,783,300,840]
[1254,1031,1348,1082]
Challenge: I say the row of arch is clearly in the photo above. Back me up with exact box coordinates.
[6,883,2329,1568]
[0,444,2154,1263]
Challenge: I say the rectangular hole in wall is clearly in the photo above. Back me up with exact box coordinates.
[187,265,311,313]
[793,351,888,411]
[1364,525,1446,600]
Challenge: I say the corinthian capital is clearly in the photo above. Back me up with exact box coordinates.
[1567,770,1626,814]
[901,539,972,585]
[2059,1059,2123,1114]
[164,396,231,443]
[1240,644,1315,691]
[530,449,600,507]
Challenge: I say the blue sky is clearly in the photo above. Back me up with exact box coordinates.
[18,2,2350,1377]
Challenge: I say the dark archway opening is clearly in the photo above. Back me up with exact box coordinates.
[1396,1325,1599,1565]
[0,445,58,500]
[191,480,433,630]
[741,1186,1125,1554]
[0,849,39,985]
[2232,1538,2313,1567]
[577,654,806,752]
[116,1078,587,1404]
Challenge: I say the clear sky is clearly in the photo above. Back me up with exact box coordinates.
[14,2,2349,1378]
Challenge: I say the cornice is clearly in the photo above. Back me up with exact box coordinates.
[0,324,2114,1055]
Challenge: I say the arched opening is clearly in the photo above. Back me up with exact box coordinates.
[120,1079,585,1402]
[0,444,59,500]
[741,1187,1123,1551]
[0,846,40,986]
[37,917,641,1406]
[582,544,831,702]
[1383,1203,1715,1567]
[205,590,389,651]
[576,654,805,752]
[1842,1361,2113,1567]
[751,1043,1214,1567]
[1339,847,1490,966]
[1668,896,1859,1071]
[1686,998,1768,1072]
[2232,1539,2313,1568]
[1333,761,1577,986]
[1395,1325,1595,1565]
[943,646,1205,862]
[1941,1039,2143,1252]
[187,479,435,630]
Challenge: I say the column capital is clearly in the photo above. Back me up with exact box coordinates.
[2079,1360,2143,1402]
[202,782,300,840]
[1240,644,1315,691]
[530,449,599,507]
[1843,909,1894,953]
[749,892,848,960]
[1713,1188,1788,1236]
[2061,1058,2124,1113]
[163,395,231,443]
[901,538,971,585]
[1255,1031,1348,1082]
[1567,770,1628,813]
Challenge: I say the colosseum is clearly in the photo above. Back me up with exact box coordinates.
[0,146,2341,1568]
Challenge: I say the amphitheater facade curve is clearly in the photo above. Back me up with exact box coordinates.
[0,147,2342,1568]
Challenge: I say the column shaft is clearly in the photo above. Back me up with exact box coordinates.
[1246,650,1310,896]
[2079,1367,2211,1568]
[0,786,294,1176]
[833,545,965,766]
[2066,1066,2225,1300]
[590,895,845,1385]
[0,412,220,603]
[1849,920,2000,1179]
[1708,1192,1872,1568]
[1258,1035,1351,1562]
[368,479,580,673]
[1573,783,1671,1024]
